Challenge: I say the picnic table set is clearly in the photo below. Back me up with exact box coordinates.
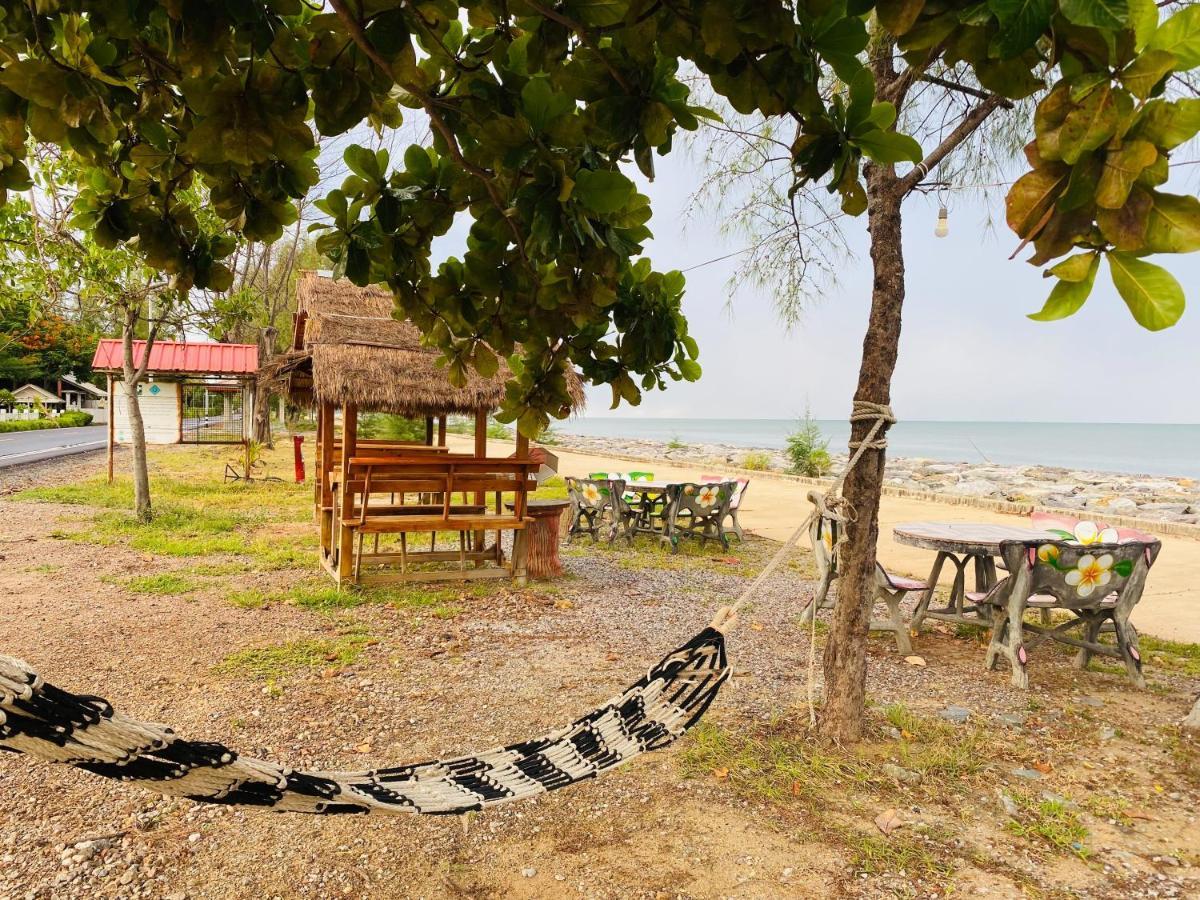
[878,512,1158,688]
[564,471,748,552]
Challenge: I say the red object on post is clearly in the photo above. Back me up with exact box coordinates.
[293,435,305,483]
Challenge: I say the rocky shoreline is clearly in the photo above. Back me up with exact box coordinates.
[553,432,1200,527]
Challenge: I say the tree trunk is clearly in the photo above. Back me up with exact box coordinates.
[252,377,273,447]
[252,326,277,447]
[121,325,153,523]
[819,160,906,743]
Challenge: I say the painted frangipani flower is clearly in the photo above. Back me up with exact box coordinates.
[697,485,720,508]
[1037,543,1060,565]
[1073,520,1119,546]
[582,482,602,505]
[1065,553,1114,598]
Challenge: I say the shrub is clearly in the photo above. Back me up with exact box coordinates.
[740,450,772,471]
[57,410,94,427]
[0,419,61,433]
[786,407,832,477]
[357,413,426,441]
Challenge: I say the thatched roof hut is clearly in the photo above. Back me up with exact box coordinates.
[262,271,583,417]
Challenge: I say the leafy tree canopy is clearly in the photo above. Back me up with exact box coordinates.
[0,0,1196,432]
[0,297,97,386]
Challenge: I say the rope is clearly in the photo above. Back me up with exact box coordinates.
[708,401,895,724]
[710,401,895,632]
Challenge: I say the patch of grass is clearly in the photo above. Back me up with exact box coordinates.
[1005,795,1089,858]
[124,573,198,596]
[1082,794,1134,828]
[840,826,954,880]
[25,563,62,574]
[666,435,686,450]
[739,450,772,471]
[1137,634,1200,677]
[216,632,371,680]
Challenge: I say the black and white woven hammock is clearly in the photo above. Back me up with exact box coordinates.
[0,404,892,817]
[0,628,728,816]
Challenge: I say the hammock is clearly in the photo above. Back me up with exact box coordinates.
[0,403,892,816]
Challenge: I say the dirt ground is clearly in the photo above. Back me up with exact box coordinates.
[0,446,1197,900]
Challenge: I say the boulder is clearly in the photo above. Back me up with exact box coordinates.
[1183,697,1200,734]
[948,479,1001,498]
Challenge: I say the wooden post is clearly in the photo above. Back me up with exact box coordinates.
[473,408,488,558]
[437,415,447,447]
[318,400,335,551]
[425,415,434,446]
[106,374,114,485]
[337,403,358,582]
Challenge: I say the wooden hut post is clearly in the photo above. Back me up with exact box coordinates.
[337,402,357,582]
[511,430,531,584]
[473,408,488,557]
[424,416,434,446]
[437,415,447,447]
[318,400,335,557]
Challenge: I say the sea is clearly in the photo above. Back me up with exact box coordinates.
[558,418,1200,480]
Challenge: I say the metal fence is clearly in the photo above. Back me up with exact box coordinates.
[180,382,246,444]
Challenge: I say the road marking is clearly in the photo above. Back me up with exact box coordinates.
[0,440,106,462]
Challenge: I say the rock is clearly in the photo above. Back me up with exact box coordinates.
[521,867,537,878]
[948,480,1000,498]
[882,763,922,785]
[996,791,1020,817]
[997,713,1026,729]
[938,705,972,724]
[1077,696,1104,707]
[1182,697,1200,733]
[1099,726,1117,741]
[1011,768,1044,781]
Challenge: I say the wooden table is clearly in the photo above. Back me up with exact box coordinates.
[508,499,570,578]
[894,522,1051,631]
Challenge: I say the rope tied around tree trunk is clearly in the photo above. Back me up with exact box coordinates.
[708,401,896,726]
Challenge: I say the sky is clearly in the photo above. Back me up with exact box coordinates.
[575,152,1200,426]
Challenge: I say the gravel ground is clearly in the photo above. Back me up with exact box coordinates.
[0,452,1198,899]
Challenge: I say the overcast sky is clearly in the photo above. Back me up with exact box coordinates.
[575,152,1200,425]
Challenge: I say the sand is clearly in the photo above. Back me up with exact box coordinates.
[451,434,1200,644]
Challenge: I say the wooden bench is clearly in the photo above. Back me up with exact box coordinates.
[327,456,538,585]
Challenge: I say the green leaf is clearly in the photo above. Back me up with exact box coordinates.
[1148,4,1200,70]
[1108,252,1186,330]
[877,0,927,35]
[845,68,875,129]
[1113,558,1134,576]
[1143,192,1200,253]
[1057,83,1117,164]
[1060,0,1129,30]
[572,169,635,214]
[1031,254,1100,321]
[1048,251,1100,282]
[1131,98,1200,148]
[866,101,898,130]
[1128,0,1159,50]
[521,77,574,132]
[1119,50,1176,99]
[1029,255,1099,321]
[344,144,381,182]
[1096,140,1158,208]
[854,129,923,164]
[989,0,1054,57]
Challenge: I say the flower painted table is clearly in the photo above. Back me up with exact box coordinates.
[893,522,1053,632]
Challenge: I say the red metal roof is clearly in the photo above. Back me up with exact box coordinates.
[91,340,259,375]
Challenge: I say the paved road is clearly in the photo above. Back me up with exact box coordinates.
[0,425,107,469]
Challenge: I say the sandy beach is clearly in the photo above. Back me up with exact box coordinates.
[449,433,1200,644]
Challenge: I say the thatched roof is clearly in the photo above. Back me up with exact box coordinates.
[263,272,584,417]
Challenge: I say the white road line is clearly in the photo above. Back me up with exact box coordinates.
[0,440,106,462]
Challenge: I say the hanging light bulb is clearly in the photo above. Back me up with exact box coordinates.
[934,206,949,238]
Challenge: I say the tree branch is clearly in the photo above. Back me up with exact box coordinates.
[919,74,994,101]
[899,94,1011,194]
[326,0,532,268]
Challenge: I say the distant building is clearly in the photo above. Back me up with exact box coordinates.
[58,374,108,421]
[90,340,259,445]
[9,383,64,409]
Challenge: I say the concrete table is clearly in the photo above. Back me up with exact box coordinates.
[894,521,1051,631]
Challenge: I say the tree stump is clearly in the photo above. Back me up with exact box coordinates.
[511,499,570,579]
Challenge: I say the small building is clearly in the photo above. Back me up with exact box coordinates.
[9,383,64,410]
[90,339,259,445]
[58,374,109,421]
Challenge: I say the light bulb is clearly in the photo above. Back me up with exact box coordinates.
[934,206,949,238]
